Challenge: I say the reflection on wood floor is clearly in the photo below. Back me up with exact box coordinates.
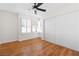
[0,37,79,56]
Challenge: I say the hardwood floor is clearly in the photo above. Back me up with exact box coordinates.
[0,37,79,56]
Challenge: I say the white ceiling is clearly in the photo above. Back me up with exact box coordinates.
[0,3,79,19]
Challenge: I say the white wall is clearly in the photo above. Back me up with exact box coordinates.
[45,18,56,42]
[45,11,79,51]
[0,10,18,44]
[0,10,43,44]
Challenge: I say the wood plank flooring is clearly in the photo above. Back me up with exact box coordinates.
[0,37,79,56]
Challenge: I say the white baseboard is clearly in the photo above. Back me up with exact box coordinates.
[0,40,18,45]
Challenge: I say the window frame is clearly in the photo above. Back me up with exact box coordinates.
[21,18,42,34]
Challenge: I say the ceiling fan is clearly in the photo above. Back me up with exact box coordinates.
[32,3,46,14]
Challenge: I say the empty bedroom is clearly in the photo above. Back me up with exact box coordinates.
[0,3,79,56]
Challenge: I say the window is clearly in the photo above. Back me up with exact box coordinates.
[21,18,42,33]
[32,25,37,32]
[37,20,42,33]
[26,20,31,33]
[21,19,27,33]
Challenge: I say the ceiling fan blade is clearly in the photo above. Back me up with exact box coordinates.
[33,3,37,8]
[36,3,43,7]
[34,3,36,6]
[36,8,46,12]
[34,10,37,14]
